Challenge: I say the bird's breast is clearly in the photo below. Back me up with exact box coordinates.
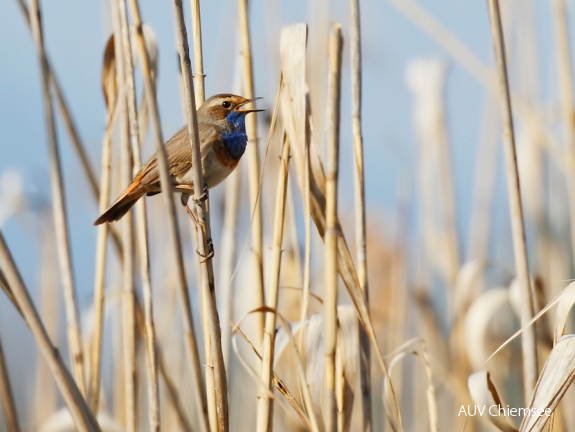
[221,129,248,159]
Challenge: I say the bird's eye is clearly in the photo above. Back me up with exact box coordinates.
[222,101,232,109]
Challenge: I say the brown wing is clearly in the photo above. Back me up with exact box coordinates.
[137,122,220,189]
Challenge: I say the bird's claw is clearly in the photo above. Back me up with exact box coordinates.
[196,239,214,263]
[193,185,209,204]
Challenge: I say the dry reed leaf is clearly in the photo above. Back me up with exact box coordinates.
[335,306,358,432]
[101,24,158,121]
[516,131,544,221]
[468,371,517,432]
[519,335,575,432]
[553,282,575,342]
[0,170,25,227]
[102,34,116,112]
[453,260,485,319]
[279,30,403,432]
[386,338,439,432]
[487,282,575,363]
[279,25,368,327]
[273,305,359,431]
[232,307,318,430]
[464,288,510,370]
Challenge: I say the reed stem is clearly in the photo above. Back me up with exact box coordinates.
[551,0,575,265]
[324,24,343,432]
[112,0,137,427]
[0,231,100,431]
[127,0,210,428]
[255,135,290,432]
[172,0,229,430]
[89,93,118,413]
[28,0,86,396]
[349,1,372,429]
[486,0,538,403]
[0,335,19,432]
[190,0,205,106]
[237,0,265,345]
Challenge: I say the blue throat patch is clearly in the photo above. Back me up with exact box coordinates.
[223,112,248,159]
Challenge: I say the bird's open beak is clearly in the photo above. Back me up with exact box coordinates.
[235,97,264,113]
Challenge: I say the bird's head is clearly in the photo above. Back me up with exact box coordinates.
[198,94,263,130]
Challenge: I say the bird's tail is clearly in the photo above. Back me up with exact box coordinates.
[94,185,144,225]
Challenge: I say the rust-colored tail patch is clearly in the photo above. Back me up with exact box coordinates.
[94,178,144,225]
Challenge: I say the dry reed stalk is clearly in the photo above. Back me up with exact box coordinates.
[407,59,459,290]
[232,322,309,430]
[219,168,240,366]
[0,231,100,431]
[348,1,371,430]
[112,0,137,426]
[172,0,228,430]
[0,271,20,317]
[184,1,217,429]
[127,0,210,429]
[115,3,160,428]
[233,309,320,431]
[34,218,59,428]
[89,93,121,412]
[324,24,343,432]
[15,0,124,256]
[133,302,194,432]
[467,99,499,262]
[0,334,19,432]
[255,135,290,432]
[551,0,575,262]
[174,55,216,431]
[237,0,265,345]
[134,207,160,432]
[190,0,205,105]
[486,0,538,404]
[279,23,403,431]
[28,0,86,395]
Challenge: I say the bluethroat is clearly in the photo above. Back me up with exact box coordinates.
[94,93,262,225]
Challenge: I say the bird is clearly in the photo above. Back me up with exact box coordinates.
[94,93,262,225]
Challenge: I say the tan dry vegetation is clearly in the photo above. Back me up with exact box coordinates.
[2,1,575,432]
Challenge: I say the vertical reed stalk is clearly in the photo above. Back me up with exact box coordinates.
[190,0,205,105]
[551,0,575,262]
[128,0,210,429]
[89,93,119,413]
[116,2,160,429]
[0,335,19,432]
[185,2,217,429]
[111,0,138,428]
[349,1,371,430]
[324,24,343,432]
[134,207,159,432]
[15,0,124,256]
[0,231,100,431]
[486,0,538,403]
[133,304,195,432]
[172,1,229,430]
[34,218,59,428]
[28,0,86,395]
[255,135,290,432]
[219,169,240,366]
[237,0,265,344]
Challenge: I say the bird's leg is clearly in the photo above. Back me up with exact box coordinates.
[181,193,214,262]
[180,193,198,226]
